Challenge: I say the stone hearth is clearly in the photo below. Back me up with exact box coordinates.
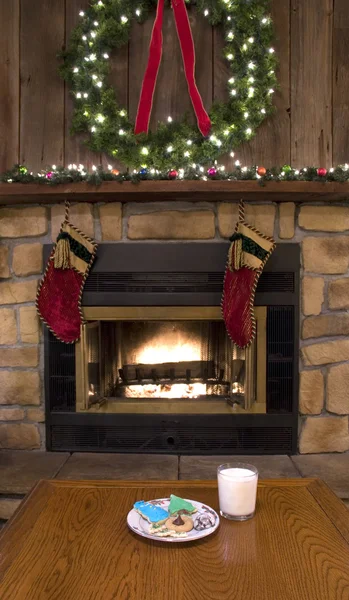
[0,201,349,453]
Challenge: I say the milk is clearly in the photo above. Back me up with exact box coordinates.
[217,466,258,520]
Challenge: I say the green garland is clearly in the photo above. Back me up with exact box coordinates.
[60,0,277,170]
[2,163,349,185]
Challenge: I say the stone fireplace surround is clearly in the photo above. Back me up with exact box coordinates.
[0,199,349,455]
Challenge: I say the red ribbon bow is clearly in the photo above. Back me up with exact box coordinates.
[134,0,211,137]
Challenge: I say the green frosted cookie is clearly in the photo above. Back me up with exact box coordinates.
[168,494,197,516]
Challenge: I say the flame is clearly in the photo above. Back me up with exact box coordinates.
[136,343,201,364]
[125,382,206,399]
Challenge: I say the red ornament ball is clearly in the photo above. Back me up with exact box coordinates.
[317,168,327,177]
[111,169,120,176]
[257,166,266,176]
[168,170,178,179]
[207,167,217,177]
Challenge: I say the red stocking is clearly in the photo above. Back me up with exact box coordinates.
[222,201,275,348]
[36,202,98,343]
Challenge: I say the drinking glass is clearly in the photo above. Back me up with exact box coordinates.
[217,462,258,521]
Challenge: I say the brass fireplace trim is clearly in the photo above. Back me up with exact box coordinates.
[76,306,267,412]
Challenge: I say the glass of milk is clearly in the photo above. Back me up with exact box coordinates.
[217,463,258,521]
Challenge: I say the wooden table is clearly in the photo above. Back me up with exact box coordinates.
[0,479,349,599]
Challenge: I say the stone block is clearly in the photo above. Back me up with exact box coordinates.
[179,455,300,480]
[299,416,349,453]
[218,203,275,238]
[12,243,43,276]
[0,309,17,344]
[0,347,38,368]
[0,207,47,238]
[58,453,178,480]
[292,454,349,498]
[302,237,349,274]
[329,278,349,310]
[0,280,37,305]
[302,277,324,316]
[327,363,349,414]
[0,451,70,494]
[0,408,25,421]
[302,314,349,339]
[0,423,40,449]
[128,211,215,240]
[0,245,10,278]
[0,498,22,520]
[279,203,295,239]
[299,206,349,231]
[0,371,40,405]
[19,306,40,343]
[99,203,122,240]
[302,340,349,366]
[51,203,94,240]
[27,408,45,422]
[299,370,324,414]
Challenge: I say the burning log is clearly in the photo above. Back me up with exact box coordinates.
[122,360,215,382]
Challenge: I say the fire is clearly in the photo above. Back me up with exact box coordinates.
[136,342,201,364]
[125,382,206,399]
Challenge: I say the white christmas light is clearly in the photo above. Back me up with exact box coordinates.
[52,165,57,170]
[135,8,141,16]
[141,147,149,155]
[96,114,105,123]
[269,47,275,54]
[242,166,248,172]
[235,160,240,166]
[295,170,300,175]
[248,76,254,83]
[330,168,334,173]
[167,145,173,152]
[92,165,97,171]
[231,89,237,96]
[246,128,252,135]
[82,35,87,41]
[227,31,234,40]
[83,93,88,98]
[303,168,308,172]
[187,140,192,146]
[150,168,155,174]
[92,74,98,80]
[184,151,190,157]
[216,140,222,147]
[248,37,254,43]
[269,70,275,75]
[230,152,235,157]
[199,166,204,172]
[98,0,104,6]
[261,108,266,114]
[281,171,285,176]
[94,21,98,26]
[121,15,128,23]
[97,81,103,88]
[248,62,255,70]
[91,126,96,132]
[90,53,97,61]
[73,67,79,73]
[103,53,109,59]
[224,129,229,136]
[204,9,209,16]
[228,77,235,84]
[256,173,261,179]
[227,53,234,60]
[345,164,349,170]
[192,163,196,168]
[227,16,231,21]
[84,57,90,62]
[242,43,248,51]
[91,31,97,38]
[248,87,255,97]
[79,11,85,16]
[76,92,82,98]
[268,88,275,94]
[167,116,173,123]
[7,179,13,183]
[261,17,268,24]
[244,112,249,119]
[179,169,184,179]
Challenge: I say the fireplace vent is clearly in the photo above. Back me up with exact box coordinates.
[50,424,293,453]
[84,271,294,294]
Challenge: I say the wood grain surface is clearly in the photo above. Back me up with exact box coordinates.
[0,0,19,172]
[0,479,348,600]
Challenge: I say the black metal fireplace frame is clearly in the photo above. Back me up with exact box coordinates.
[44,242,300,455]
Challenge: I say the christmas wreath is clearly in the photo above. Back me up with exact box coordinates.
[61,0,277,170]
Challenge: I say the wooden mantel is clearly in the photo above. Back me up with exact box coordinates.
[1,180,349,204]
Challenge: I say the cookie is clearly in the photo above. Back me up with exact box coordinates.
[134,500,168,524]
[168,495,197,516]
[149,524,188,538]
[194,513,216,531]
[165,514,194,533]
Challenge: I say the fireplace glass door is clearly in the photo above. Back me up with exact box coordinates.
[76,307,266,414]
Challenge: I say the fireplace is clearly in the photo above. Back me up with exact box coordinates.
[44,242,300,454]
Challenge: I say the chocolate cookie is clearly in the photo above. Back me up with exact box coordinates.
[165,514,194,533]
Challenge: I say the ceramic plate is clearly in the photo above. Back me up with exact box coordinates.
[127,498,220,543]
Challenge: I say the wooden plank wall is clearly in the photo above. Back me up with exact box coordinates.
[0,0,347,173]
